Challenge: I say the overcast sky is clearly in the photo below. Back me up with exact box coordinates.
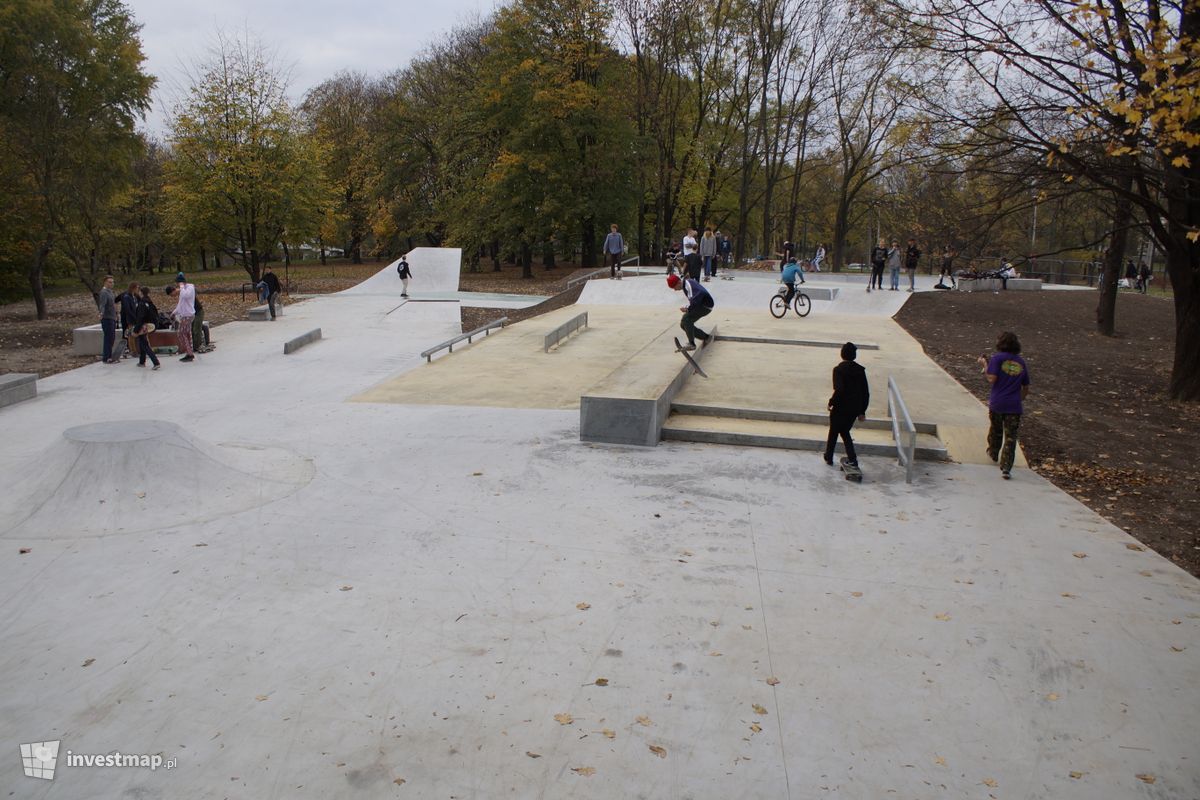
[124,0,499,135]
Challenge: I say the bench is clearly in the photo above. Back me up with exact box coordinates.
[248,301,283,321]
[72,324,209,355]
[0,373,37,410]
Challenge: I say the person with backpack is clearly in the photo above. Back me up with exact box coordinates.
[396,254,413,296]
[132,286,161,370]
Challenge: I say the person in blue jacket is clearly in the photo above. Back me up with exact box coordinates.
[667,273,714,350]
[781,257,805,307]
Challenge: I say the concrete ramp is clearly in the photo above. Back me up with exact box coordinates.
[338,247,462,296]
[0,420,314,539]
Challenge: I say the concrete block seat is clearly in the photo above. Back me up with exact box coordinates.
[580,325,717,447]
[957,277,1042,292]
[0,373,37,409]
[72,324,210,355]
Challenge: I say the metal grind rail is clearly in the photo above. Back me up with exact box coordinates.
[420,317,508,363]
[888,375,917,484]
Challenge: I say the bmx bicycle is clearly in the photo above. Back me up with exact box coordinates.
[769,284,811,318]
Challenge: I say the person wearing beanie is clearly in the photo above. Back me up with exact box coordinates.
[824,342,870,467]
[667,273,714,350]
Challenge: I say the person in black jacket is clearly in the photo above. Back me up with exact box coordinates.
[396,255,412,297]
[262,266,282,320]
[132,286,161,369]
[868,239,887,292]
[824,342,870,467]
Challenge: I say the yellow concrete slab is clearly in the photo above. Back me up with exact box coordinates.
[351,302,1015,467]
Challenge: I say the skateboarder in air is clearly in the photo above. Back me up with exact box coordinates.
[824,342,870,468]
[396,255,412,297]
[667,273,713,350]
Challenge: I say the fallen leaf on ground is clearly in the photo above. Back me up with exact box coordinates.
[1061,592,1077,598]
[635,715,652,726]
[571,766,596,776]
[340,586,353,591]
[255,695,268,701]
[1136,773,1156,784]
[648,745,667,759]
[554,713,573,725]
[471,471,483,476]
[752,704,768,715]
[1046,693,1059,701]
[850,591,863,598]
[1069,771,1083,779]
[594,678,609,687]
[934,613,951,621]
[1172,619,1182,625]
[393,778,406,785]
[19,547,31,554]
[525,752,541,758]
[766,677,780,686]
[742,624,752,630]
[81,658,95,667]
[708,651,723,657]
[749,723,762,733]
[576,602,591,611]
[600,729,615,739]
[1125,543,1145,551]
[1170,645,1185,652]
[934,755,946,766]
[982,778,998,787]
[1073,552,1088,559]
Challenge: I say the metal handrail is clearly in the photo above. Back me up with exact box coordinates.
[887,376,917,484]
[420,317,507,362]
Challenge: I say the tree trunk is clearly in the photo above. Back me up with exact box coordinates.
[580,217,596,268]
[1095,186,1134,335]
[491,239,502,272]
[282,240,291,268]
[319,237,327,266]
[520,242,533,279]
[28,237,51,320]
[1167,245,1199,399]
[350,232,363,264]
[542,241,556,269]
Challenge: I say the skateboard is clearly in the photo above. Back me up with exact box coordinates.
[719,274,735,280]
[840,457,862,482]
[673,337,709,378]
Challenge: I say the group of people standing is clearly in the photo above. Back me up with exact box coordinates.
[867,239,934,292]
[95,272,209,370]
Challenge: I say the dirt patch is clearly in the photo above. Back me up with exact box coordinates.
[896,289,1199,577]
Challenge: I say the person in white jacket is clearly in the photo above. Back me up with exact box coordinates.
[172,272,197,361]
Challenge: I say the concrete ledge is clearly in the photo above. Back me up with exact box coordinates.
[249,305,271,321]
[715,335,879,350]
[1009,278,1042,291]
[580,325,717,447]
[957,277,1042,292]
[71,324,104,355]
[669,402,937,435]
[0,373,37,409]
[283,328,322,354]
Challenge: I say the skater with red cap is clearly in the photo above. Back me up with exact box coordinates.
[667,273,714,350]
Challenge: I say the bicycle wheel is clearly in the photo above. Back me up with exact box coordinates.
[793,293,811,317]
[769,294,788,318]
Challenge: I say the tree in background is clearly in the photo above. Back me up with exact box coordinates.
[302,71,377,263]
[0,0,153,317]
[164,34,329,283]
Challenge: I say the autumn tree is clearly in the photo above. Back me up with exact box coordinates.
[895,0,1200,399]
[165,34,330,283]
[0,0,153,317]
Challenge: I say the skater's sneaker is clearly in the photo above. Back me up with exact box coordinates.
[1001,470,1011,479]
[180,355,195,362]
[823,455,834,466]
[136,362,145,368]
[152,364,161,370]
[680,343,697,351]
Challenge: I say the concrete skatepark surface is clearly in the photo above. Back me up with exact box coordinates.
[1,258,1197,798]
